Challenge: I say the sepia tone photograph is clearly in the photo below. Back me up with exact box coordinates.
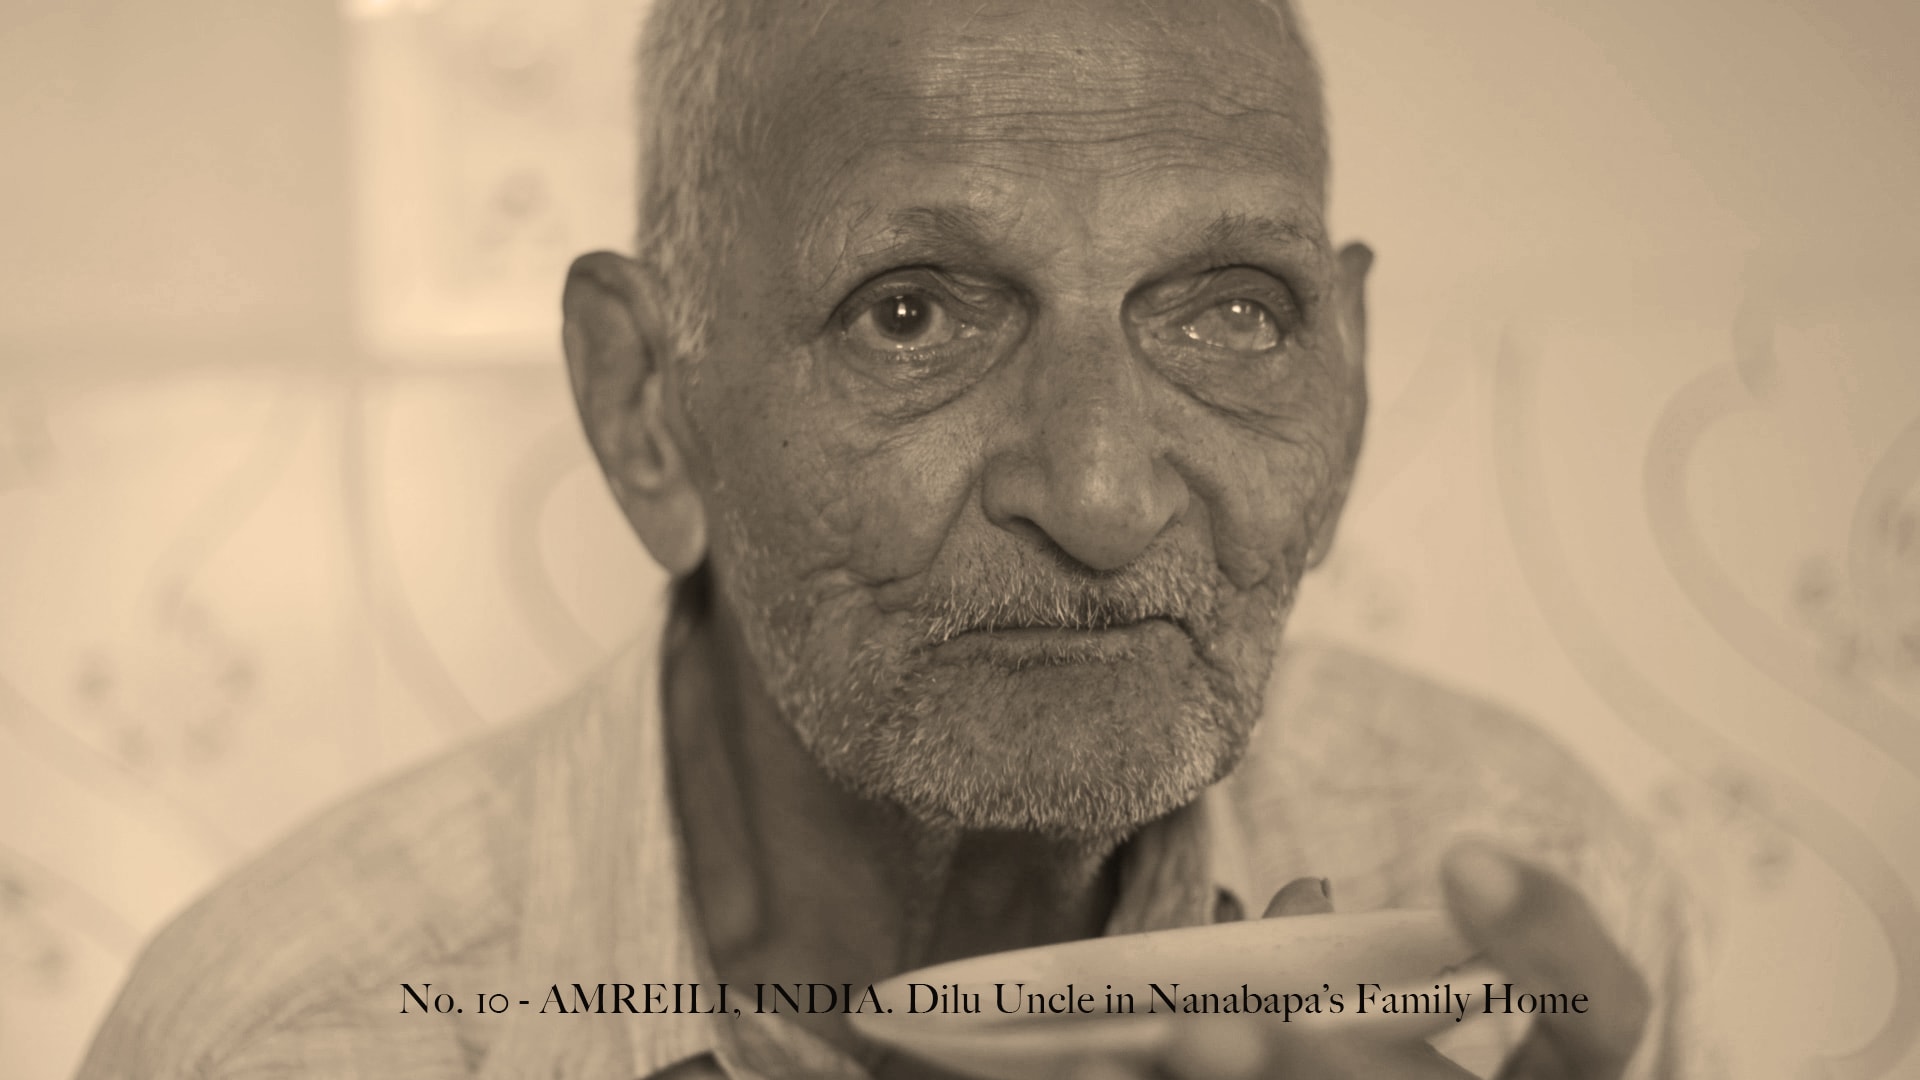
[2,0,1916,1077]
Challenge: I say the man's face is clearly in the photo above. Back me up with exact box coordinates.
[680,0,1365,839]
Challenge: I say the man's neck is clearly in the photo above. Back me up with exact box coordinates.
[659,571,1125,1059]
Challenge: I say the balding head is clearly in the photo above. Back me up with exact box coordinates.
[632,0,1328,364]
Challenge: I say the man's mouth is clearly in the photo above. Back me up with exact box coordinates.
[930,615,1193,666]
[963,613,1184,636]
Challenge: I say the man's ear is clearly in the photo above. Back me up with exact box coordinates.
[562,251,708,576]
[1305,240,1372,570]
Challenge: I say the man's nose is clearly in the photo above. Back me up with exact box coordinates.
[981,333,1189,572]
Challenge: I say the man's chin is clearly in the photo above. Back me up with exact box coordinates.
[809,657,1252,838]
[869,716,1240,839]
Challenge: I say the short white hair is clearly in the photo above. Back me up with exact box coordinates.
[631,0,766,365]
[631,0,1321,366]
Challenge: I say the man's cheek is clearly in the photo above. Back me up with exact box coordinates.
[1191,443,1321,592]
[831,434,983,585]
[731,469,862,579]
[702,427,852,579]
[723,441,967,598]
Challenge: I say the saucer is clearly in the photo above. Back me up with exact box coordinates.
[850,910,1490,1080]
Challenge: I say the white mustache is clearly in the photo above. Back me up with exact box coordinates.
[912,546,1223,645]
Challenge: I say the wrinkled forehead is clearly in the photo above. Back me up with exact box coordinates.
[743,0,1328,234]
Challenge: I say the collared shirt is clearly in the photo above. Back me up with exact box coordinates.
[76,598,1716,1079]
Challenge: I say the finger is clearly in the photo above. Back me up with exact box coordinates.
[1441,840,1651,1078]
[1261,876,1333,918]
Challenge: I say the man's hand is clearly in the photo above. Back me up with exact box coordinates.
[1438,840,1652,1079]
[1073,840,1651,1079]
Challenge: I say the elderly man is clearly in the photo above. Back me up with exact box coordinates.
[79,1,1709,1077]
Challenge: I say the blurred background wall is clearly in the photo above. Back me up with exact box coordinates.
[1,1,1915,1077]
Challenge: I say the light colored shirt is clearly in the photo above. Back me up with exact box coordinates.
[76,598,1715,1079]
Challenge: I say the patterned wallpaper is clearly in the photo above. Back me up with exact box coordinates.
[2,1,1915,1078]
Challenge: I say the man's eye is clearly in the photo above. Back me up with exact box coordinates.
[1180,298,1282,352]
[847,292,965,352]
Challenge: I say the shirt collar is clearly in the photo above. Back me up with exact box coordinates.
[602,594,731,1078]
[1102,780,1259,935]
[479,591,724,1079]
[1200,782,1259,921]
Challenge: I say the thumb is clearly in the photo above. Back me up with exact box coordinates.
[1441,840,1650,1078]
[1262,876,1334,918]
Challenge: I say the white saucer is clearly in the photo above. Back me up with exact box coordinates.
[850,910,1492,1080]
